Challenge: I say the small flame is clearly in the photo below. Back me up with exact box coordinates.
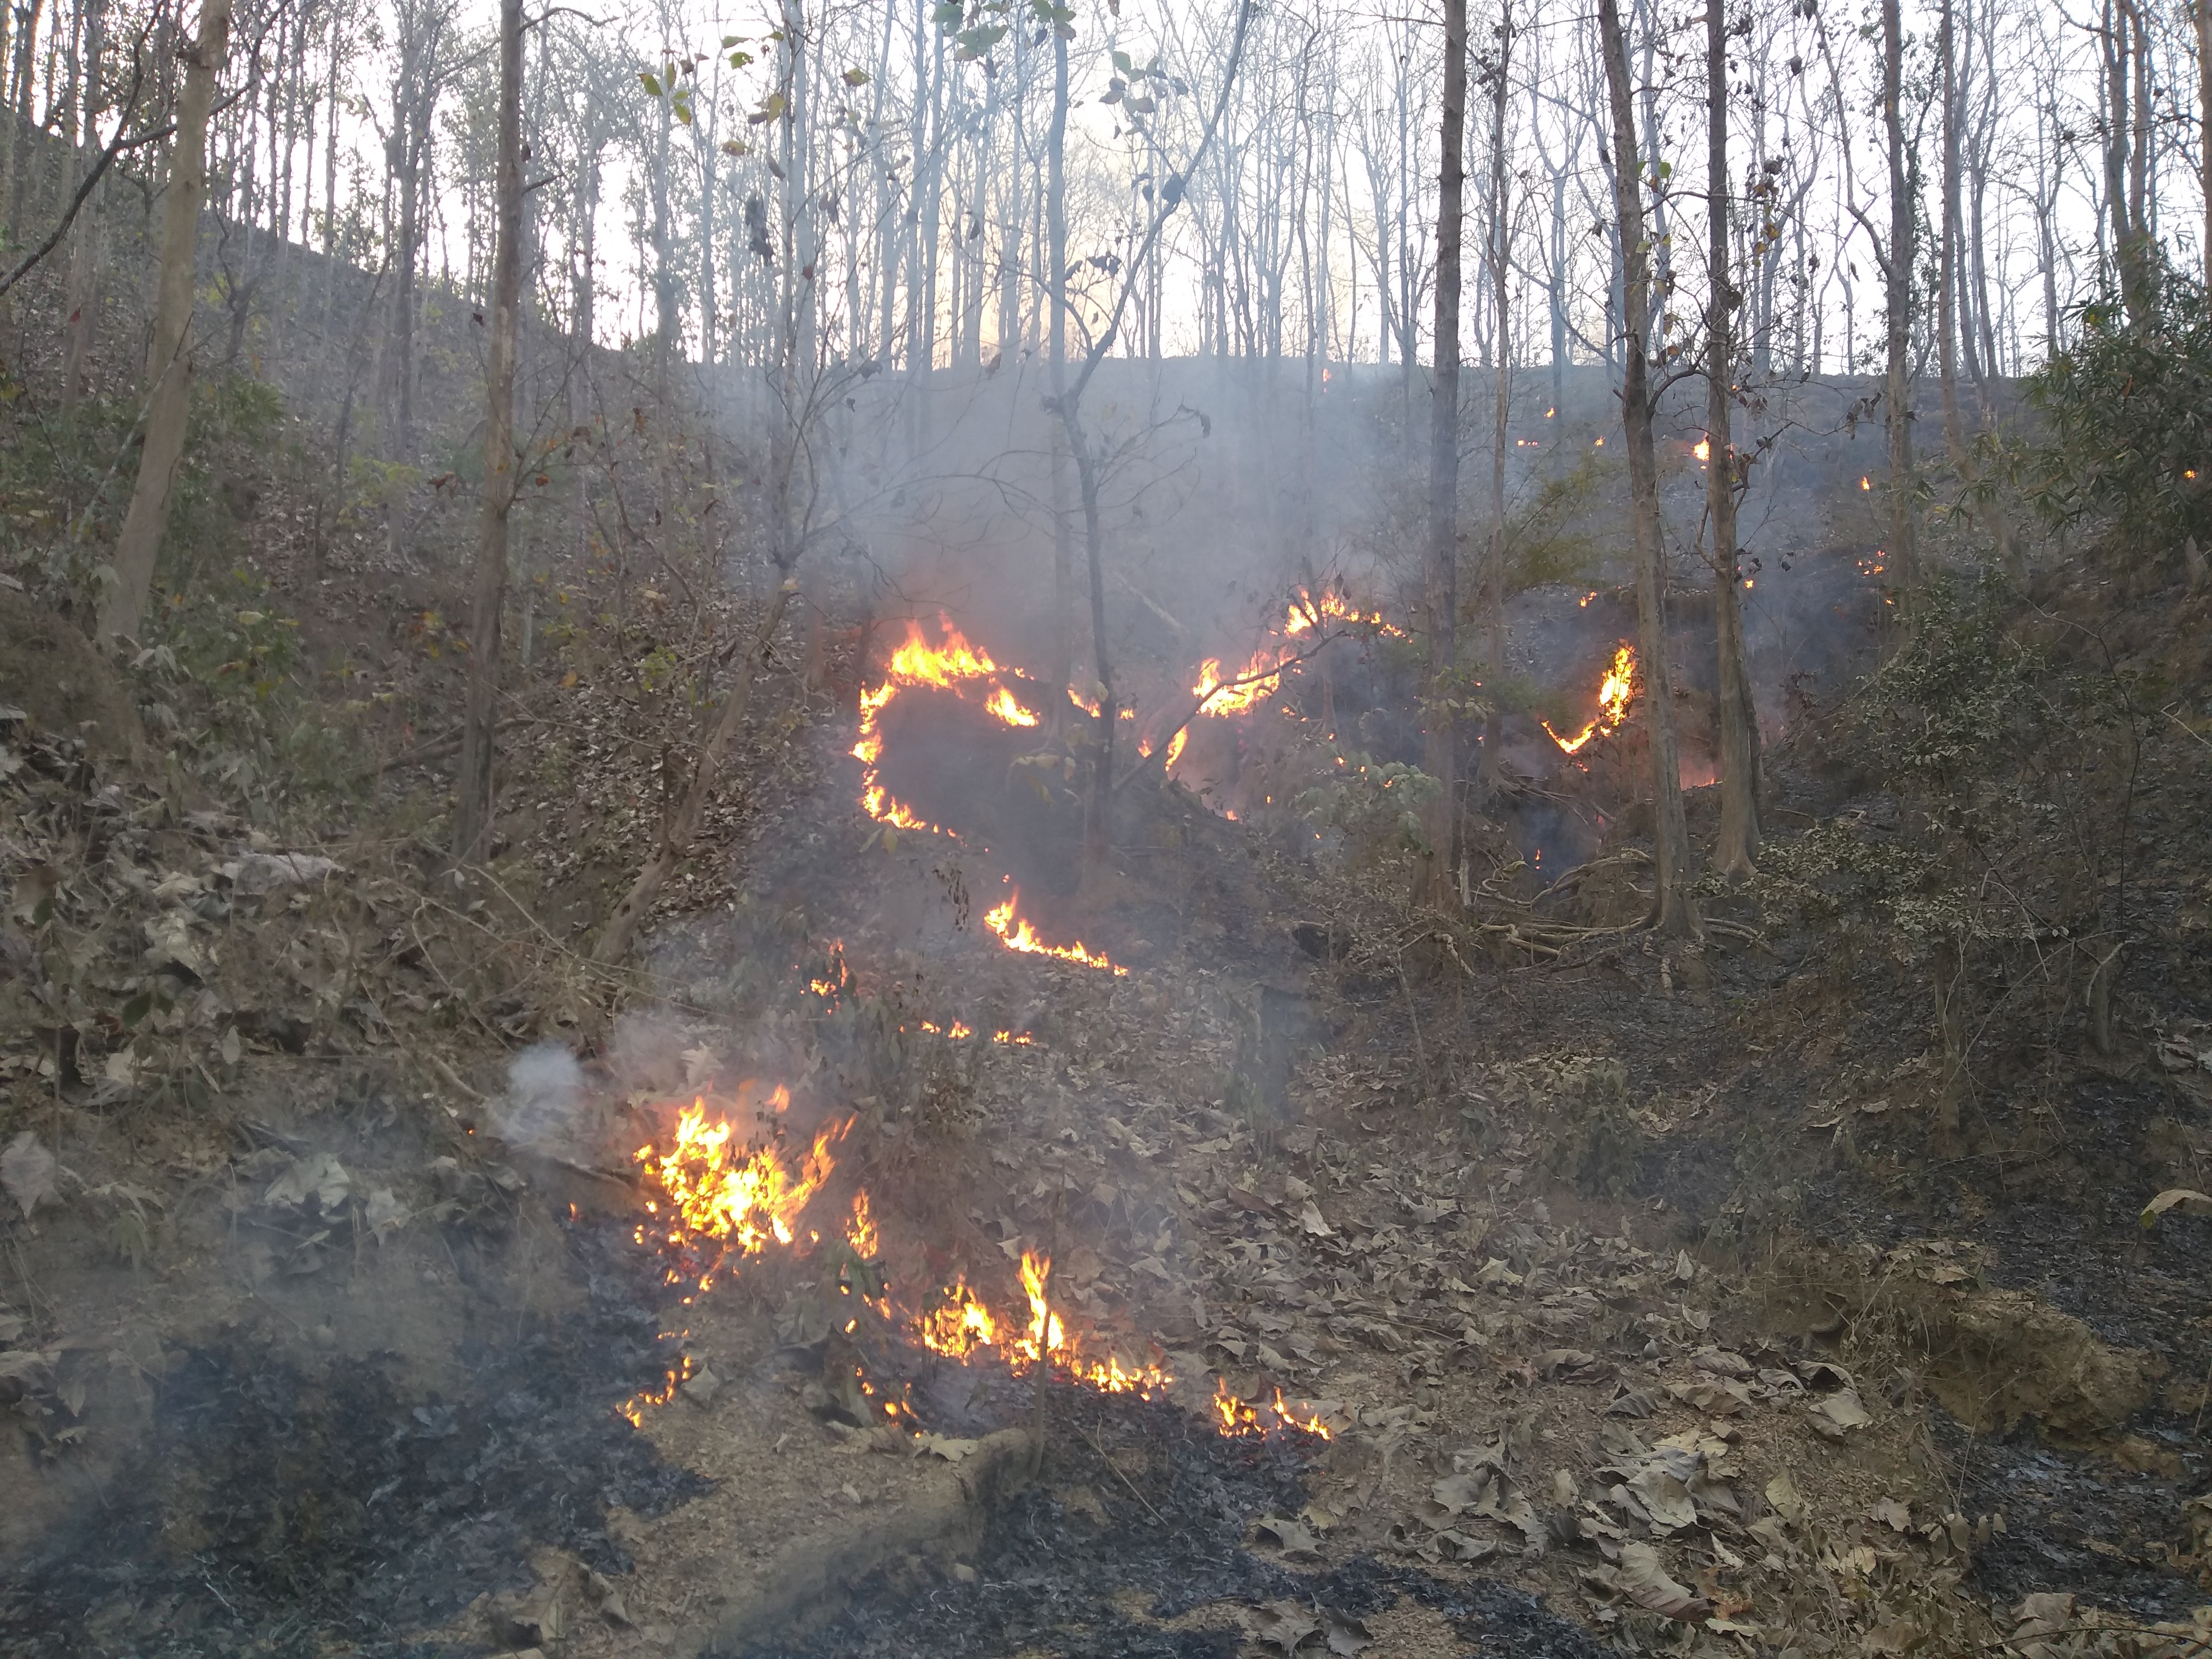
[984,892,1128,975]
[1694,438,1711,463]
[1212,1378,1335,1440]
[1579,590,1598,607]
[985,684,1039,727]
[1543,644,1637,755]
[619,1353,696,1427]
[1861,475,1872,491]
[912,1253,1169,1394]
[846,1192,878,1258]
[1280,589,1403,639]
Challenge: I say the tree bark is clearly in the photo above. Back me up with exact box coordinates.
[1478,1,1512,811]
[1597,0,1698,936]
[1881,0,1917,599]
[453,0,524,865]
[97,0,232,643]
[1938,0,1966,469]
[1421,0,1467,908]
[57,0,103,417]
[1707,0,1759,880]
[2199,0,2212,291]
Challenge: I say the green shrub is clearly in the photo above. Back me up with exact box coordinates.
[2024,265,2212,567]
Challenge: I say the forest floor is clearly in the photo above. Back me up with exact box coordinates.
[2,500,2211,1659]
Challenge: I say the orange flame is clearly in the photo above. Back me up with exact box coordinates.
[984,891,1128,975]
[1211,1378,1336,1440]
[619,1353,696,1427]
[845,1191,878,1259]
[632,1095,844,1292]
[1543,644,1637,755]
[1281,589,1404,639]
[1194,648,1293,716]
[854,616,1044,832]
[911,1253,1170,1394]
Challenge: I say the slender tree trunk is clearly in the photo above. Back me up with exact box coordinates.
[453,0,524,862]
[1597,0,1698,936]
[2198,0,2212,290]
[1937,0,1966,469]
[5,0,43,244]
[1708,0,1759,879]
[1882,0,1917,598]
[1420,0,1467,907]
[58,0,104,417]
[97,0,232,642]
[1478,2,1511,810]
[1046,30,1074,708]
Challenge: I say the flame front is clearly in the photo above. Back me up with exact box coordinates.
[1543,644,1637,755]
[854,616,1044,832]
[984,891,1129,976]
[910,1252,1170,1395]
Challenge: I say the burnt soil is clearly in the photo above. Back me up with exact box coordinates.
[0,1214,706,1659]
[743,1388,1606,1659]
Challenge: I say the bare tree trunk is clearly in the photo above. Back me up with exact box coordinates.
[1881,0,1917,598]
[1419,0,1466,908]
[1597,0,1698,936]
[1938,0,1966,469]
[453,0,524,864]
[97,0,232,642]
[58,0,103,417]
[2199,0,2212,291]
[1480,4,1513,809]
[1046,30,1074,708]
[1707,0,1759,879]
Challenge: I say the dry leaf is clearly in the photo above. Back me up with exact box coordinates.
[1614,1541,1711,1621]
[2,1132,57,1218]
[1322,1608,1374,1655]
[1244,1598,1320,1653]
[2141,1189,2212,1227]
[1252,1514,1320,1559]
[1765,1470,1808,1525]
[914,1433,979,1462]
[1808,1388,1872,1438]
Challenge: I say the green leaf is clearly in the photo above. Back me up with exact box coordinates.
[1111,48,1133,73]
[728,49,753,68]
[721,33,744,46]
[933,0,965,23]
[673,96,692,125]
[843,65,870,85]
[956,22,1005,56]
[639,70,662,96]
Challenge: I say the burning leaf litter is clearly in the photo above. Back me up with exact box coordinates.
[617,1089,1334,1441]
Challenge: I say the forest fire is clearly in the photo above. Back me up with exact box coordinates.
[1543,644,1637,754]
[618,1096,1327,1444]
[631,1091,845,1297]
[853,615,1046,833]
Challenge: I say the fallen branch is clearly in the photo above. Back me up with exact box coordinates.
[1112,630,1346,794]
